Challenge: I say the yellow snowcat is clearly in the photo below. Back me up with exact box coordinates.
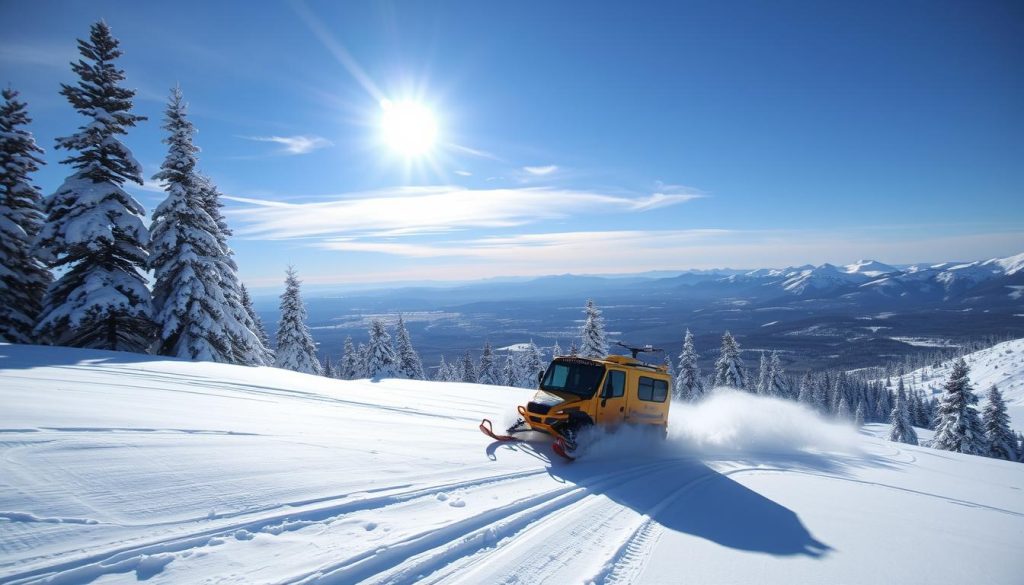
[479,343,672,460]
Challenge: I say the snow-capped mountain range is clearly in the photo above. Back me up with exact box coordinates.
[716,252,1024,299]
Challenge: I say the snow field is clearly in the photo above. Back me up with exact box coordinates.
[2,343,1023,584]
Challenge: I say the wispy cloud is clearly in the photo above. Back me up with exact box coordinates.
[242,135,333,155]
[454,170,473,177]
[317,229,731,259]
[523,164,559,176]
[225,185,699,240]
[0,41,73,69]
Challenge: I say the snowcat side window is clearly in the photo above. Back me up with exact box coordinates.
[602,370,625,398]
[540,360,605,399]
[638,376,668,403]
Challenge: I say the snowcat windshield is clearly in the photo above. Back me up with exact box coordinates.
[539,359,605,399]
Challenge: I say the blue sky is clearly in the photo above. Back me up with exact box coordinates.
[2,0,1022,290]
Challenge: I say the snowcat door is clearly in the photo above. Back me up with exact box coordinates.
[596,369,627,425]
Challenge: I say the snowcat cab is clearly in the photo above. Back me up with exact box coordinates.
[479,343,672,460]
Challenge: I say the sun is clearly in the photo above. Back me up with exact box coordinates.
[380,99,438,157]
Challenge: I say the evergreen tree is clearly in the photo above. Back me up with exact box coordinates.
[149,87,234,361]
[812,375,830,414]
[240,284,273,360]
[854,399,866,427]
[933,358,986,455]
[663,354,676,380]
[459,350,478,383]
[339,336,358,380]
[522,340,545,387]
[982,385,1018,461]
[756,352,770,395]
[888,379,918,445]
[0,88,50,343]
[274,267,322,374]
[501,354,517,386]
[831,371,849,415]
[365,318,397,378]
[196,175,270,366]
[767,351,786,397]
[713,331,746,389]
[797,371,814,406]
[322,355,334,378]
[356,342,369,378]
[35,21,153,351]
[477,341,497,385]
[393,315,424,380]
[674,329,703,401]
[568,339,579,356]
[433,355,450,382]
[579,298,607,358]
[551,339,563,359]
[836,395,851,420]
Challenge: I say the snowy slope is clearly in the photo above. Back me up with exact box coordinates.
[2,344,1023,585]
[890,338,1024,432]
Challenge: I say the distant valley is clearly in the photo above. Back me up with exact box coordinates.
[255,253,1024,374]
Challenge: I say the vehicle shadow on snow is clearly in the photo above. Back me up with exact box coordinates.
[487,439,843,558]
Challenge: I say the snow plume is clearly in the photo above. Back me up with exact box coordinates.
[668,388,858,455]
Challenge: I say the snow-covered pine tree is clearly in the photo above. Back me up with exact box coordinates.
[149,87,235,361]
[906,387,920,428]
[393,315,424,380]
[568,339,579,356]
[240,283,273,360]
[551,340,563,359]
[322,355,334,378]
[836,395,851,420]
[713,331,746,389]
[797,371,814,406]
[196,174,270,366]
[812,375,829,414]
[982,385,1018,461]
[364,318,397,378]
[501,354,516,386]
[460,350,478,383]
[434,355,450,382]
[579,299,607,359]
[854,399,866,427]
[767,351,787,397]
[356,342,369,378]
[663,354,676,380]
[477,342,497,385]
[755,352,769,395]
[933,358,986,455]
[888,379,918,445]
[274,267,322,374]
[0,88,50,343]
[830,371,849,415]
[35,21,153,352]
[523,340,545,387]
[338,336,357,380]
[674,329,703,401]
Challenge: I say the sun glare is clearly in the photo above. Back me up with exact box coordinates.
[380,98,438,157]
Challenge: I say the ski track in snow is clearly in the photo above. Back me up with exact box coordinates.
[2,343,1024,585]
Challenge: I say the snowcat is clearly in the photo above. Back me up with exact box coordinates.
[479,343,672,460]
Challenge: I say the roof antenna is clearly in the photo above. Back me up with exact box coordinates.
[614,341,664,360]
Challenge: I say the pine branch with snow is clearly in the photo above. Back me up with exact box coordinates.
[274,267,322,375]
[0,88,50,343]
[34,22,153,352]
